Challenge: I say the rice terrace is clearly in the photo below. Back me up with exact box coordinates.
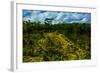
[23,10,91,62]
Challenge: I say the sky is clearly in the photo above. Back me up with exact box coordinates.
[23,10,91,24]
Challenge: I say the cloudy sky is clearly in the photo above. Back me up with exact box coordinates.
[23,10,91,24]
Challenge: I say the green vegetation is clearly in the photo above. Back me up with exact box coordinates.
[23,21,91,62]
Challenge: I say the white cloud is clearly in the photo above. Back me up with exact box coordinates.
[23,16,31,21]
[70,13,82,19]
[55,12,64,20]
[81,18,88,23]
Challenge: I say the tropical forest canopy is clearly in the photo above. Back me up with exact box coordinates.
[23,20,91,62]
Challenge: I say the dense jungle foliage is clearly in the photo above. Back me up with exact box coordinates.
[23,21,91,62]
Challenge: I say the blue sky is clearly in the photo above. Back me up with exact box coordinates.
[23,10,91,24]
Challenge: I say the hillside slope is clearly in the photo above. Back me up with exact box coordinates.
[23,32,90,62]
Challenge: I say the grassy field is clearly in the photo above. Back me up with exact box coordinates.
[23,21,91,62]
